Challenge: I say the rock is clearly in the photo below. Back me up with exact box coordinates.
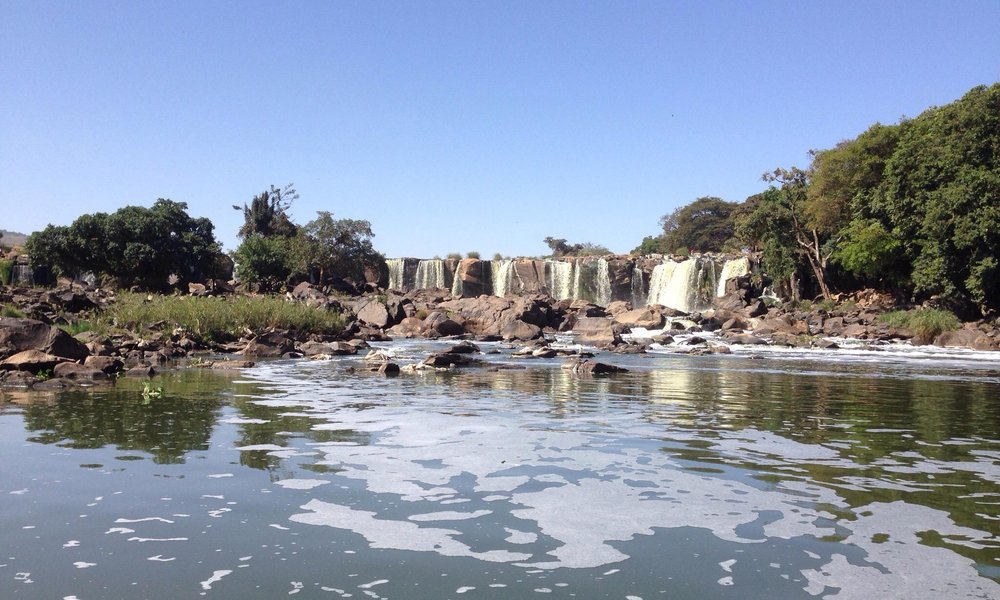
[934,329,997,350]
[841,323,869,339]
[53,362,107,380]
[356,298,393,329]
[651,333,674,344]
[500,320,542,341]
[814,339,840,349]
[376,362,400,375]
[453,259,489,297]
[211,360,255,370]
[363,349,394,362]
[822,317,846,336]
[446,340,481,354]
[388,317,427,338]
[724,333,768,345]
[188,282,208,296]
[744,299,768,318]
[298,340,358,356]
[0,369,37,387]
[0,349,70,373]
[84,355,124,374]
[708,344,732,354]
[614,308,664,329]
[423,312,466,337]
[562,358,628,374]
[125,365,157,377]
[573,317,622,346]
[422,352,481,368]
[0,317,89,361]
[684,336,707,345]
[241,331,294,357]
[604,301,633,317]
[531,347,557,358]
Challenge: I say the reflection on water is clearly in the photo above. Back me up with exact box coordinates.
[2,344,999,599]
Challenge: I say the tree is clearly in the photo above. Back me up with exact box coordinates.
[656,197,739,253]
[233,184,299,239]
[298,211,384,284]
[543,237,611,257]
[734,189,802,300]
[231,235,294,292]
[26,200,225,289]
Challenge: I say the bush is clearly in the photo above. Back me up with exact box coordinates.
[98,293,345,342]
[466,251,481,259]
[446,252,462,260]
[878,308,961,343]
[0,259,12,286]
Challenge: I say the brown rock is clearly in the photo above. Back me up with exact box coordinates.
[388,317,426,338]
[0,317,89,361]
[356,298,393,329]
[84,355,125,374]
[53,362,107,380]
[562,358,628,374]
[211,360,255,370]
[422,352,481,368]
[298,340,358,356]
[241,331,294,357]
[0,349,70,373]
[573,317,622,346]
[500,320,542,341]
[614,308,664,330]
[934,329,997,350]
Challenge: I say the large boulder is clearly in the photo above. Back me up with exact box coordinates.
[53,362,107,380]
[355,298,393,329]
[453,259,489,297]
[614,308,664,330]
[934,329,997,350]
[241,331,295,357]
[561,358,629,374]
[0,318,89,361]
[573,317,623,346]
[437,295,558,337]
[423,311,466,337]
[0,349,71,373]
[388,317,427,338]
[500,320,542,341]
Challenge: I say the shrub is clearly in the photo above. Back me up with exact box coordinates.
[466,251,481,259]
[877,308,961,343]
[98,293,345,342]
[0,259,13,286]
[446,252,462,260]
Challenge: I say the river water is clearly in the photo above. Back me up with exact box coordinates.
[2,340,999,599]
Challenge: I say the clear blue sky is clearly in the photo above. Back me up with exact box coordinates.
[3,1,999,258]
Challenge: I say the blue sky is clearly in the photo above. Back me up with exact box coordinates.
[2,1,999,258]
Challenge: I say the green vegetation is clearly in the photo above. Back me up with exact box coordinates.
[97,293,345,342]
[877,308,961,343]
[1,304,26,318]
[542,237,611,257]
[0,258,12,286]
[446,252,462,260]
[232,185,385,291]
[25,199,227,290]
[58,320,94,336]
[466,251,481,259]
[635,83,1000,317]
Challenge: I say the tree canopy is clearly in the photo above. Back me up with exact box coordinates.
[25,199,227,289]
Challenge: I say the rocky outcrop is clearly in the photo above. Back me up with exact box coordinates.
[0,318,89,361]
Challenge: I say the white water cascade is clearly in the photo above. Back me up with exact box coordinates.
[386,258,406,291]
[716,256,751,297]
[546,260,575,300]
[491,260,518,297]
[646,258,717,314]
[415,259,447,290]
[594,258,612,307]
[630,265,645,308]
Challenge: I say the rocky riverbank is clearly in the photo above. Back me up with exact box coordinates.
[2,279,998,389]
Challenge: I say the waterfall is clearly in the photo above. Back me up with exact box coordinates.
[11,264,34,286]
[646,258,715,313]
[451,269,463,297]
[594,258,611,306]
[386,258,406,291]
[716,256,750,296]
[646,261,678,307]
[630,265,645,307]
[491,260,517,297]
[546,260,574,300]
[415,259,447,290]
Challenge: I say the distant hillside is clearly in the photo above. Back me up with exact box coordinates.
[1,230,28,248]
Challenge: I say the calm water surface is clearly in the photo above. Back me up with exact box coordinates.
[2,341,999,599]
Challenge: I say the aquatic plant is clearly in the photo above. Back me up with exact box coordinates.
[878,308,961,343]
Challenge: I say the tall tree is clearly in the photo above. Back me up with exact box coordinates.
[298,211,385,284]
[233,184,299,239]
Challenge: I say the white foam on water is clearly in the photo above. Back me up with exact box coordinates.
[504,528,538,544]
[207,473,234,478]
[200,569,232,591]
[274,479,330,490]
[62,540,80,548]
[357,579,388,589]
[456,586,475,593]
[73,562,96,569]
[115,517,174,524]
[127,537,188,542]
[409,510,491,522]
[105,527,134,535]
[147,555,175,562]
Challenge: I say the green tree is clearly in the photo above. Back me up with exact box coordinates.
[298,211,385,284]
[232,235,294,292]
[543,237,611,257]
[656,196,739,253]
[735,189,802,300]
[233,184,299,239]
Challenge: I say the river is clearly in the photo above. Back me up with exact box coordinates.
[2,340,999,599]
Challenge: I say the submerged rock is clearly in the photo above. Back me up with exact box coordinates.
[561,358,628,374]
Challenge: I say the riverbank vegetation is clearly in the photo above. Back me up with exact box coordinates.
[94,293,346,343]
[636,83,999,318]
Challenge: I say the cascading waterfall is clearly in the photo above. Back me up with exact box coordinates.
[630,265,645,307]
[646,258,715,314]
[491,260,517,297]
[451,269,463,298]
[594,258,612,306]
[386,258,406,291]
[546,260,575,300]
[716,256,750,296]
[415,259,447,290]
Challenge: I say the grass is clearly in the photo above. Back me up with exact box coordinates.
[877,308,961,343]
[58,320,95,336]
[1,304,26,318]
[97,292,346,342]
